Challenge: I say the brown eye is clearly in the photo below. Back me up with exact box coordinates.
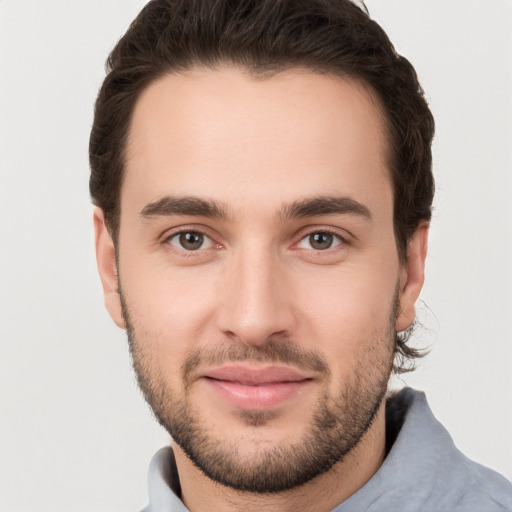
[298,232,342,251]
[169,231,211,251]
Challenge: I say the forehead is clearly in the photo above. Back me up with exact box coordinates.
[123,67,392,220]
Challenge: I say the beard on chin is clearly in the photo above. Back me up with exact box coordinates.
[121,290,396,494]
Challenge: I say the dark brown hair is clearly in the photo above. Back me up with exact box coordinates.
[89,0,434,371]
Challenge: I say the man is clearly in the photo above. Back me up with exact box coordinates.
[90,0,512,510]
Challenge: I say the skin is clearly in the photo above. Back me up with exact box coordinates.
[95,67,428,511]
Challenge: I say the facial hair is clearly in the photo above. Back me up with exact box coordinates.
[121,290,397,494]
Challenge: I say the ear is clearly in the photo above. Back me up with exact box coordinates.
[93,208,126,329]
[396,223,429,332]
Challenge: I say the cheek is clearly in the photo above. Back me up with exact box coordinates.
[119,255,221,358]
[295,263,398,370]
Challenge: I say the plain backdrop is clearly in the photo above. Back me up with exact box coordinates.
[1,1,511,511]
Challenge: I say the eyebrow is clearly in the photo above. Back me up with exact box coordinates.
[139,194,372,222]
[140,196,229,220]
[279,196,372,221]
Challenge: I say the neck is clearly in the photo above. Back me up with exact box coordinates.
[173,401,387,512]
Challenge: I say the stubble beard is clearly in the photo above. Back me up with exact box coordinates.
[121,291,397,494]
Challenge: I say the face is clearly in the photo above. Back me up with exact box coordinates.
[95,67,427,492]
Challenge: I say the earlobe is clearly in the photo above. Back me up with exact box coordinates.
[396,223,429,332]
[93,208,126,329]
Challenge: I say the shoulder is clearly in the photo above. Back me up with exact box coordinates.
[394,388,512,512]
[438,455,512,512]
[338,389,512,512]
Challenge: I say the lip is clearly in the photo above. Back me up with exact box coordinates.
[200,364,313,410]
[204,364,310,384]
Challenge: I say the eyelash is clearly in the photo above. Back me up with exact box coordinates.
[163,226,219,256]
[162,226,348,255]
[296,229,346,251]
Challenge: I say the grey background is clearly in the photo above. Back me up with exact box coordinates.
[1,0,511,510]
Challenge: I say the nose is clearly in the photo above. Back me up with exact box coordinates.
[216,246,296,346]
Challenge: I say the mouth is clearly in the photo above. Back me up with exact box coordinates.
[200,364,314,410]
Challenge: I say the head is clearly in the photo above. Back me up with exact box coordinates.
[91,0,433,494]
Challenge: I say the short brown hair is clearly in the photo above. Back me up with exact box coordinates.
[89,0,435,371]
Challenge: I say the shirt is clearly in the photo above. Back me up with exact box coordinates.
[141,388,512,511]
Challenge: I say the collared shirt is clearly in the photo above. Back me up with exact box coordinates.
[141,388,512,511]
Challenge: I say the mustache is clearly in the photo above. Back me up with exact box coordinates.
[181,339,330,385]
